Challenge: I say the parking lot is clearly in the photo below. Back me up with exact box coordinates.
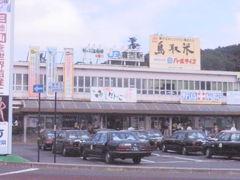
[12,144,240,169]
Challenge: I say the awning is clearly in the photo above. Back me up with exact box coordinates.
[18,100,240,116]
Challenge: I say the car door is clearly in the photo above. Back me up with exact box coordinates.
[88,133,102,156]
[229,133,240,156]
[166,132,179,150]
[175,132,186,152]
[56,131,65,153]
[216,132,232,155]
[95,133,108,156]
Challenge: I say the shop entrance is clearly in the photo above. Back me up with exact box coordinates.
[107,115,123,130]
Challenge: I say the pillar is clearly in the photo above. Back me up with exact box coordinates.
[23,115,28,144]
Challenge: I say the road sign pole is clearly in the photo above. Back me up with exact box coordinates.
[54,92,57,163]
[37,92,41,162]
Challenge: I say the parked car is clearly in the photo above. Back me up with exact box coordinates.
[161,130,207,155]
[147,130,163,149]
[203,130,240,159]
[81,130,152,164]
[39,129,54,150]
[52,130,91,156]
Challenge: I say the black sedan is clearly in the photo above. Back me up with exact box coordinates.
[161,130,207,155]
[81,130,152,164]
[53,130,91,156]
[203,130,240,159]
[39,129,54,150]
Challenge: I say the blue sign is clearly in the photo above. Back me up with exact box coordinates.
[108,50,122,59]
[0,129,3,138]
[33,84,44,93]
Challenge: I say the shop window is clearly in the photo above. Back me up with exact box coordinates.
[124,78,129,88]
[111,77,116,87]
[104,77,110,87]
[142,79,147,94]
[217,82,222,91]
[130,78,135,88]
[154,79,159,94]
[195,81,200,90]
[189,81,194,90]
[178,80,183,95]
[148,79,153,94]
[85,76,90,92]
[78,76,84,92]
[58,75,63,82]
[74,76,77,92]
[16,73,22,90]
[91,77,97,87]
[228,82,233,91]
[98,77,103,87]
[212,82,217,90]
[233,82,238,91]
[23,74,28,91]
[166,80,171,95]
[200,81,205,90]
[184,80,189,90]
[206,81,211,90]
[117,78,122,87]
[136,78,141,94]
[160,80,165,95]
[172,80,177,95]
[223,82,227,93]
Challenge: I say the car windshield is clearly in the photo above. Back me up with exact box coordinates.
[47,133,54,138]
[188,132,205,140]
[231,133,240,141]
[135,131,149,139]
[111,132,138,141]
[148,131,162,138]
[67,131,90,139]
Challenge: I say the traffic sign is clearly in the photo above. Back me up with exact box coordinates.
[33,84,44,93]
[49,82,63,93]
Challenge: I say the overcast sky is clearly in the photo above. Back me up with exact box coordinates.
[14,0,240,61]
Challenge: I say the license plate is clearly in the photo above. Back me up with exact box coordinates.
[133,147,138,151]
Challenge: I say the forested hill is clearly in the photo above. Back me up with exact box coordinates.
[201,44,240,71]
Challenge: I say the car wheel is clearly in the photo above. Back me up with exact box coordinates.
[62,147,68,157]
[162,144,167,152]
[227,156,232,160]
[132,157,141,164]
[82,149,87,160]
[182,147,188,155]
[105,152,113,164]
[206,148,212,159]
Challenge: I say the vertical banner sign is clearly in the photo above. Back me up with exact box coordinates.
[28,47,40,97]
[46,48,57,98]
[0,0,14,155]
[63,48,73,99]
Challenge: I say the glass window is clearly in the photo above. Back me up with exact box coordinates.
[212,82,217,90]
[92,77,97,87]
[117,78,122,87]
[111,77,116,87]
[172,80,177,95]
[231,133,240,141]
[195,81,200,90]
[154,79,159,94]
[200,81,205,90]
[58,75,63,82]
[228,82,233,91]
[166,80,171,95]
[206,81,211,90]
[189,81,194,90]
[124,78,129,88]
[217,82,222,91]
[160,80,165,95]
[99,133,108,143]
[233,82,239,91]
[16,73,22,90]
[142,79,147,94]
[13,73,15,90]
[23,74,28,91]
[219,133,231,141]
[78,76,84,92]
[98,77,103,87]
[130,78,135,88]
[136,78,141,94]
[148,79,153,94]
[74,76,77,92]
[104,77,110,87]
[223,82,227,92]
[85,76,90,92]
[184,80,189,90]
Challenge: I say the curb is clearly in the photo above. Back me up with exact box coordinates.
[1,162,240,174]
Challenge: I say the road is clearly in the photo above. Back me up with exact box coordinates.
[1,165,240,180]
[12,144,240,169]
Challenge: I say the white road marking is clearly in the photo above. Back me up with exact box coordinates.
[0,168,39,176]
[141,159,155,163]
[152,153,160,157]
[160,154,203,162]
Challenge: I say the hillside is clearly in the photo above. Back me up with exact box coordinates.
[201,44,240,71]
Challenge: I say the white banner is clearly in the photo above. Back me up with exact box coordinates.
[227,91,240,105]
[63,48,73,99]
[180,90,223,104]
[0,122,8,154]
[91,87,137,102]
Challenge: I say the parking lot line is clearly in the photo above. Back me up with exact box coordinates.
[0,168,39,176]
[160,155,203,162]
[141,159,155,163]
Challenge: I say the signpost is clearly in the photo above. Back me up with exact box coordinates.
[50,82,63,163]
[33,84,44,162]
